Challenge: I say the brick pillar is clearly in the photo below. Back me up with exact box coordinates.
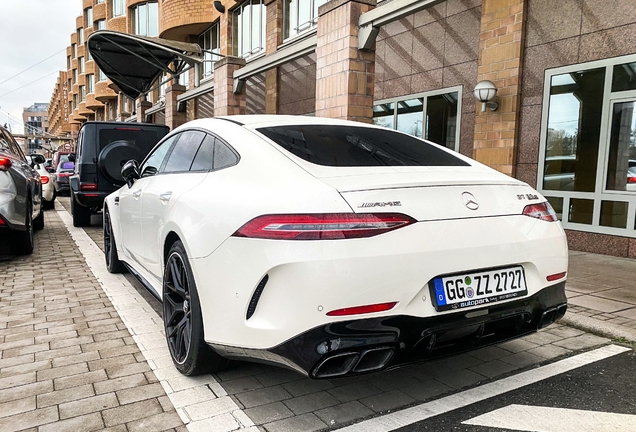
[165,83,187,129]
[315,0,376,122]
[265,0,282,114]
[136,98,152,123]
[473,0,526,176]
[213,57,247,116]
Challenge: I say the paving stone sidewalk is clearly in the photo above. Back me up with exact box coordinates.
[0,209,185,432]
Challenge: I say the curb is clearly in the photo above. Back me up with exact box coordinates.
[561,312,636,343]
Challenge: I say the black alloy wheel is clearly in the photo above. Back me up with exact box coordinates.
[163,241,227,375]
[104,208,125,273]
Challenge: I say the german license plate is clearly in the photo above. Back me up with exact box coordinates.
[431,266,527,312]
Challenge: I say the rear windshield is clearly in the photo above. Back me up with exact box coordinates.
[257,125,469,167]
[99,128,165,155]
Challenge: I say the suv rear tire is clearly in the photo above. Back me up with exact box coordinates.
[33,207,44,230]
[71,193,92,227]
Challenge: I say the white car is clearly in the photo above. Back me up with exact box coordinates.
[104,116,568,378]
[28,155,55,210]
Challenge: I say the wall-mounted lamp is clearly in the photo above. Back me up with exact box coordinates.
[214,1,225,13]
[473,80,498,112]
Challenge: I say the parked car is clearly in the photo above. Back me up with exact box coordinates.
[28,155,55,209]
[53,160,75,195]
[104,116,569,379]
[52,151,73,171]
[0,125,44,255]
[70,121,169,227]
[628,160,636,192]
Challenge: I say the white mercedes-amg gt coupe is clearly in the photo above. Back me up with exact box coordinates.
[104,115,568,378]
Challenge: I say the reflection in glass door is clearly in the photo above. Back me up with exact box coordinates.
[606,99,636,193]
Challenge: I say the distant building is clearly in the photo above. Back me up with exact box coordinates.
[22,103,50,155]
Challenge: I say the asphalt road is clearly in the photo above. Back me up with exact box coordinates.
[396,349,636,431]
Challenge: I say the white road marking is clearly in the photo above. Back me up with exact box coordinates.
[56,206,257,432]
[335,344,630,432]
[463,404,636,431]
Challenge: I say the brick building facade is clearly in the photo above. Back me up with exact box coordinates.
[48,0,636,257]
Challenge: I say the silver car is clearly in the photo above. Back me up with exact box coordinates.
[0,126,45,255]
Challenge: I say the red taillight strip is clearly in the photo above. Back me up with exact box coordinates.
[547,271,567,282]
[326,302,398,317]
[80,183,98,191]
[522,202,558,222]
[233,213,416,240]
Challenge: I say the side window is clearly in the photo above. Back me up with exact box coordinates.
[6,133,25,161]
[141,134,179,177]
[213,140,238,170]
[190,135,215,171]
[163,130,206,173]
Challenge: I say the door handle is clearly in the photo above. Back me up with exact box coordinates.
[159,192,172,202]
[132,189,142,198]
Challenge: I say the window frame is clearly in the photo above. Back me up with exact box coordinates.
[78,28,84,45]
[130,2,159,37]
[283,0,327,41]
[372,85,463,153]
[232,0,266,59]
[198,23,221,82]
[537,53,636,238]
[86,7,93,28]
[87,74,95,94]
[112,0,124,17]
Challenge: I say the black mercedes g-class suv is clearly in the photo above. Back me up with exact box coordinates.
[70,121,169,227]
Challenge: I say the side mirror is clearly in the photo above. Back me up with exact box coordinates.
[33,154,46,164]
[121,160,140,188]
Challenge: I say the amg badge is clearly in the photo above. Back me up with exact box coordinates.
[358,201,402,208]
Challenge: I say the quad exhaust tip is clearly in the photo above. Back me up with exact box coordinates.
[312,347,395,378]
[539,303,567,329]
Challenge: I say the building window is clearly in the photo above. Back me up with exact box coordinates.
[86,8,93,27]
[72,44,77,58]
[80,86,86,102]
[96,19,106,30]
[78,28,84,45]
[87,74,95,94]
[372,87,462,152]
[131,2,159,36]
[179,69,189,88]
[112,0,124,17]
[73,69,78,83]
[99,68,107,82]
[283,0,327,40]
[78,57,85,73]
[67,56,71,70]
[73,94,78,108]
[97,0,104,3]
[538,54,636,237]
[198,23,220,81]
[232,0,266,59]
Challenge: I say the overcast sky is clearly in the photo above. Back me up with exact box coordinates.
[0,0,83,134]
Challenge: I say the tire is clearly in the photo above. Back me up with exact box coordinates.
[163,240,228,375]
[42,199,54,210]
[33,207,44,231]
[10,198,34,255]
[71,193,92,227]
[104,208,125,274]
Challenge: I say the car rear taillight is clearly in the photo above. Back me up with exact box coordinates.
[57,173,71,177]
[522,202,558,222]
[80,183,98,191]
[0,216,5,225]
[326,302,398,316]
[547,271,567,282]
[0,157,12,171]
[40,176,49,184]
[233,213,416,240]
[628,176,636,184]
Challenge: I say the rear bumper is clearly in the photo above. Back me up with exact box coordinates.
[211,282,567,378]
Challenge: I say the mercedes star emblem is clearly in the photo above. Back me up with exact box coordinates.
[462,192,479,210]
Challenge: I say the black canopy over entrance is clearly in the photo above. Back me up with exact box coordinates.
[87,30,203,100]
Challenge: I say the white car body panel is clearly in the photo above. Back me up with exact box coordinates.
[105,115,569,377]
